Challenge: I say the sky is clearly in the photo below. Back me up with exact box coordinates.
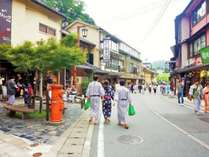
[82,0,191,62]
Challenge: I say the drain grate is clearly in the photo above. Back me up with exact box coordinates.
[117,135,144,145]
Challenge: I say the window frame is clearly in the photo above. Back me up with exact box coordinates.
[191,0,206,26]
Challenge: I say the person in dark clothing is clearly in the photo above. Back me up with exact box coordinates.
[130,84,134,93]
[138,84,142,93]
[6,76,17,105]
[23,83,33,107]
[102,80,114,124]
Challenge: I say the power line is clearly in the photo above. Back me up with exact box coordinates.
[140,0,172,43]
[111,0,165,23]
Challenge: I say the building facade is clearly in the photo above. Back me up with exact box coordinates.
[171,0,209,95]
[65,20,143,86]
[0,0,65,91]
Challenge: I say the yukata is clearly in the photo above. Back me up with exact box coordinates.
[102,85,114,119]
[86,81,105,122]
[203,87,209,113]
[115,86,131,125]
[189,84,203,113]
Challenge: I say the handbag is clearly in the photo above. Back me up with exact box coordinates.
[128,104,136,116]
[84,99,91,110]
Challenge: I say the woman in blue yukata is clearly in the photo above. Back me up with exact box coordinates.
[102,80,114,124]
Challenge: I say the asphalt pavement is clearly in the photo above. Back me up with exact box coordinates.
[90,92,209,157]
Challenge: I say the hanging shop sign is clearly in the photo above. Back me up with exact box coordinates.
[0,0,12,44]
[103,38,111,62]
[200,47,209,64]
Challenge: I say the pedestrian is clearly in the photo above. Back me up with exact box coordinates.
[148,84,152,94]
[115,80,132,129]
[188,79,203,114]
[177,79,184,106]
[138,84,142,93]
[2,80,7,100]
[102,80,114,124]
[86,76,105,125]
[153,84,157,94]
[130,83,134,93]
[23,82,33,107]
[203,80,209,113]
[6,76,17,106]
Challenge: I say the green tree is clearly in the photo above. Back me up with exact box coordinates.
[156,73,170,83]
[1,38,86,96]
[42,0,95,25]
[61,33,77,47]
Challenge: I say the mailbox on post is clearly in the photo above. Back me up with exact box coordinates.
[50,84,64,124]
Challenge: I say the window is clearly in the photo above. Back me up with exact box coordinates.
[47,27,56,36]
[39,23,56,36]
[192,1,206,26]
[39,23,47,33]
[189,34,206,57]
[189,43,193,58]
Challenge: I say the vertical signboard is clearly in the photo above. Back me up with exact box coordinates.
[103,38,110,62]
[0,0,12,44]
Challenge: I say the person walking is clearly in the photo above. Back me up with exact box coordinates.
[177,79,184,106]
[102,80,114,124]
[86,76,105,125]
[203,80,209,113]
[115,80,132,129]
[138,84,142,94]
[189,79,203,114]
[6,76,17,105]
[153,84,157,94]
[148,84,152,94]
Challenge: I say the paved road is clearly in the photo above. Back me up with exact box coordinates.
[90,93,209,157]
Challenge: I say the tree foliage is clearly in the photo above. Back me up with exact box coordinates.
[42,0,95,25]
[61,33,77,47]
[0,37,86,73]
[156,73,170,83]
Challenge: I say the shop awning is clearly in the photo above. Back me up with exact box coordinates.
[77,63,108,75]
[173,63,209,74]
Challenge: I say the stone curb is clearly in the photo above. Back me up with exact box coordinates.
[42,111,87,157]
[42,110,95,157]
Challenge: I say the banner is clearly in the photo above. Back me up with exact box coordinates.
[103,38,110,62]
[200,47,209,64]
[0,0,12,44]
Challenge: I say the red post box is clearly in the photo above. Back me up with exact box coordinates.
[50,84,64,124]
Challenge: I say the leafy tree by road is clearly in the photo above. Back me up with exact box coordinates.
[0,35,86,96]
[42,0,95,25]
[156,72,170,83]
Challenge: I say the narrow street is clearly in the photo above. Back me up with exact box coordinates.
[90,93,209,157]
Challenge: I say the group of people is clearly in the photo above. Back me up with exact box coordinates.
[176,78,209,114]
[86,76,132,129]
[128,83,158,94]
[0,75,34,107]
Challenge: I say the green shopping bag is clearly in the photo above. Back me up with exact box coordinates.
[84,99,91,110]
[128,105,136,116]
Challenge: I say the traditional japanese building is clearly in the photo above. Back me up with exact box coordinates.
[0,0,65,82]
[171,0,209,95]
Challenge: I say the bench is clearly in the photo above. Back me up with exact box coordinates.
[3,104,35,120]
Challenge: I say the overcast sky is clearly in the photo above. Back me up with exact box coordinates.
[82,0,191,62]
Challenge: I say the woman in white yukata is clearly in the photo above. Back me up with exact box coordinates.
[115,80,132,129]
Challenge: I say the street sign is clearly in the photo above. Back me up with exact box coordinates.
[200,47,209,64]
